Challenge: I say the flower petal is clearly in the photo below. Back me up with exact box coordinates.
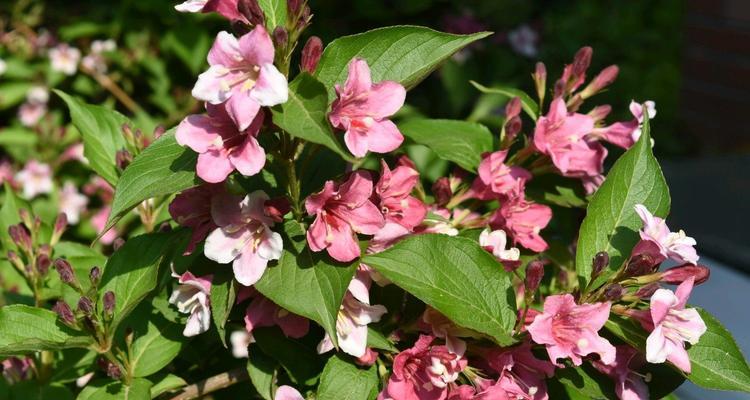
[251,64,289,106]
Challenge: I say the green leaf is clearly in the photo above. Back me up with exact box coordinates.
[0,183,28,251]
[77,378,153,400]
[0,82,33,110]
[526,174,588,208]
[363,234,517,345]
[253,327,323,386]
[270,74,351,159]
[55,90,129,186]
[0,305,91,356]
[149,373,186,398]
[470,81,539,119]
[9,383,74,400]
[366,327,398,352]
[315,26,491,95]
[687,308,750,392]
[126,305,185,378]
[258,0,287,30]
[106,128,199,230]
[247,349,277,400]
[576,115,670,288]
[99,231,187,331]
[555,364,616,399]
[255,220,357,348]
[398,119,493,172]
[51,349,97,383]
[317,355,379,400]
[210,268,237,346]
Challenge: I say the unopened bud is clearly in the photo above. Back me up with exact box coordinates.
[77,296,94,315]
[53,301,75,326]
[355,348,378,366]
[625,254,657,277]
[432,178,452,207]
[287,0,302,16]
[113,237,125,251]
[504,116,522,141]
[297,5,311,29]
[89,266,101,286]
[36,254,51,276]
[572,46,593,78]
[592,251,609,278]
[54,259,77,286]
[7,251,24,271]
[158,222,172,232]
[525,261,545,293]
[38,244,51,258]
[121,123,134,142]
[18,209,32,228]
[581,65,619,99]
[587,105,612,122]
[8,224,32,253]
[107,363,121,379]
[533,62,546,102]
[238,0,265,26]
[103,291,116,317]
[603,283,625,301]
[51,213,68,244]
[660,264,710,285]
[553,79,566,99]
[272,27,288,48]
[116,149,132,170]
[300,36,323,74]
[264,197,291,223]
[635,282,660,298]
[505,97,522,120]
[124,327,134,347]
[152,125,166,140]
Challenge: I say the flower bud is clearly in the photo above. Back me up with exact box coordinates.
[432,178,452,207]
[38,244,51,258]
[287,0,302,16]
[264,197,291,223]
[115,149,132,170]
[660,264,710,285]
[113,238,125,251]
[587,104,612,122]
[103,291,116,317]
[572,46,593,78]
[7,251,24,271]
[51,213,68,245]
[533,62,547,103]
[18,209,32,229]
[152,125,166,140]
[624,254,657,277]
[106,363,122,379]
[8,224,32,253]
[603,283,625,301]
[238,0,265,26]
[300,36,323,74]
[36,254,51,276]
[581,65,619,99]
[635,282,660,298]
[504,115,522,141]
[355,348,378,367]
[77,296,94,315]
[591,251,609,278]
[54,259,78,287]
[89,266,101,286]
[272,27,288,48]
[121,123,134,142]
[553,79,566,99]
[53,301,75,326]
[525,260,545,294]
[158,222,173,232]
[505,97,522,120]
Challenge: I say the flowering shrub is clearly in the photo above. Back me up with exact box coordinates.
[0,1,748,399]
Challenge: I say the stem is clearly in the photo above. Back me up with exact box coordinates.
[81,66,142,114]
[168,368,249,400]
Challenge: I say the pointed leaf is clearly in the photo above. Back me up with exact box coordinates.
[398,119,493,172]
[317,355,378,400]
[0,305,92,356]
[470,81,539,119]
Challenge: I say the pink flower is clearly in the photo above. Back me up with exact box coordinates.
[533,98,606,180]
[0,159,14,186]
[318,272,387,357]
[204,190,283,286]
[58,181,88,224]
[275,386,304,400]
[471,150,532,200]
[240,287,309,339]
[192,27,287,131]
[174,0,247,23]
[634,204,698,265]
[593,345,649,400]
[527,294,616,366]
[490,189,552,252]
[61,143,87,164]
[594,101,656,149]
[422,308,475,355]
[375,160,428,230]
[329,58,406,157]
[169,270,213,337]
[379,335,467,400]
[49,44,81,75]
[169,184,224,254]
[644,277,706,373]
[15,160,53,199]
[486,340,556,400]
[479,228,521,271]
[176,103,266,183]
[18,101,47,127]
[92,206,117,245]
[229,329,253,358]
[306,171,385,262]
[1,357,33,384]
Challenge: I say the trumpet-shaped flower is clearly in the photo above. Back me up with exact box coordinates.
[527,294,615,366]
[204,190,283,286]
[490,188,552,252]
[176,103,266,183]
[593,345,649,400]
[634,204,698,265]
[169,270,212,337]
[49,44,80,75]
[645,277,706,373]
[275,386,304,400]
[375,160,427,230]
[58,181,88,225]
[329,58,406,157]
[306,171,385,262]
[169,184,224,254]
[193,27,288,130]
[472,150,532,199]
[479,228,521,271]
[16,160,53,199]
[175,0,247,22]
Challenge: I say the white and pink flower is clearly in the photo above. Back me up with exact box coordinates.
[169,270,213,337]
[634,204,698,265]
[58,181,88,224]
[15,160,53,199]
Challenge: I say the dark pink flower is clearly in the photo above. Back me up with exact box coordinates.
[593,345,649,400]
[174,0,248,23]
[490,188,552,252]
[306,171,385,262]
[485,340,556,400]
[169,184,224,254]
[241,288,309,339]
[471,150,532,200]
[329,58,406,157]
[527,294,616,366]
[375,160,427,230]
[192,27,287,130]
[1,357,33,384]
[176,103,266,183]
[593,101,656,149]
[634,204,698,265]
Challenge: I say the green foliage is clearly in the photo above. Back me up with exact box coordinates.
[364,234,517,345]
[209,268,237,346]
[259,0,288,31]
[398,118,493,172]
[253,327,323,386]
[0,305,91,356]
[317,355,379,400]
[247,349,277,400]
[125,305,185,378]
[470,81,539,119]
[76,378,153,400]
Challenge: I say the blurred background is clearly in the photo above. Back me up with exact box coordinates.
[0,0,749,398]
